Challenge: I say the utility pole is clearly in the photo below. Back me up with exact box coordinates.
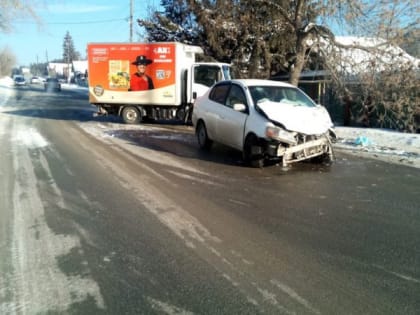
[67,41,71,83]
[129,0,133,42]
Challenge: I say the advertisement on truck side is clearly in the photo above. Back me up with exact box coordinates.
[88,43,178,105]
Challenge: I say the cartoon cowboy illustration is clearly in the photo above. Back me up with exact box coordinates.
[130,55,154,91]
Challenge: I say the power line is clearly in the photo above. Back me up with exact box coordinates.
[15,18,128,25]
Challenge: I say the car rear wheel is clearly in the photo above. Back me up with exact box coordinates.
[243,134,264,168]
[196,121,212,150]
[122,106,142,124]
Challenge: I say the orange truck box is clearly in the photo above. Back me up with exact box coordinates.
[87,42,231,123]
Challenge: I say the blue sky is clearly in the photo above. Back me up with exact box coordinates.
[2,0,160,66]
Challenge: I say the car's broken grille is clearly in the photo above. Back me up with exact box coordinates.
[296,134,319,144]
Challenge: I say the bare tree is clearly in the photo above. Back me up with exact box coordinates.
[323,36,419,131]
[0,0,42,33]
[255,0,419,131]
[0,46,16,76]
[256,0,418,86]
[1,0,43,71]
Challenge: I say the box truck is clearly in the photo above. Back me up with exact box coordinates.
[87,42,232,124]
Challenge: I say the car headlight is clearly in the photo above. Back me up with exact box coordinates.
[265,126,297,145]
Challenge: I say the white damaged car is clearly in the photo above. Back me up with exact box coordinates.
[192,79,336,167]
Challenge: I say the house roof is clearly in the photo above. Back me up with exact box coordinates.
[329,36,419,74]
[72,60,88,73]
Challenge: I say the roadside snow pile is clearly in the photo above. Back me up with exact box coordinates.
[61,83,88,94]
[334,127,420,168]
[14,127,49,148]
[0,76,14,87]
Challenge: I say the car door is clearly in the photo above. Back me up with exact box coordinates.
[201,83,231,142]
[215,83,249,150]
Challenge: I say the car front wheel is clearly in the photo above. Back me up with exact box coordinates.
[311,144,334,165]
[196,121,212,150]
[243,134,264,168]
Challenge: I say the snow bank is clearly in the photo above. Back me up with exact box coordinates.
[0,76,14,87]
[334,127,420,168]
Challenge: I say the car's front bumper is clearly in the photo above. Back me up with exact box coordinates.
[275,136,332,167]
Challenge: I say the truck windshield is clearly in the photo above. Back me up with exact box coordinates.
[222,65,232,80]
[194,65,230,87]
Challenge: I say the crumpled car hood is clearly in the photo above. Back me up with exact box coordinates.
[257,101,333,135]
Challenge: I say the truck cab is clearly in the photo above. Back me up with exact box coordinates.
[192,63,232,97]
[188,63,232,116]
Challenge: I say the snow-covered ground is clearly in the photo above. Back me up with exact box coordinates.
[1,76,419,168]
[0,76,88,92]
[333,127,420,169]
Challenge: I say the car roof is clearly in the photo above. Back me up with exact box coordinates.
[223,79,296,88]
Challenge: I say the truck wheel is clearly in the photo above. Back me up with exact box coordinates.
[243,134,264,168]
[122,106,141,124]
[196,121,212,150]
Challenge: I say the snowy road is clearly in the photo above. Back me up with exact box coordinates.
[0,87,105,313]
[0,82,419,314]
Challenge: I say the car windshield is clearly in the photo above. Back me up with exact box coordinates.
[249,86,316,108]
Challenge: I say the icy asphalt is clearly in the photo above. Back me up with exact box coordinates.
[1,77,419,169]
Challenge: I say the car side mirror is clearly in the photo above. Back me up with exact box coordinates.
[233,103,246,112]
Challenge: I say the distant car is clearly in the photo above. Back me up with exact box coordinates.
[44,78,61,91]
[30,76,44,84]
[14,76,26,86]
[192,79,336,168]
